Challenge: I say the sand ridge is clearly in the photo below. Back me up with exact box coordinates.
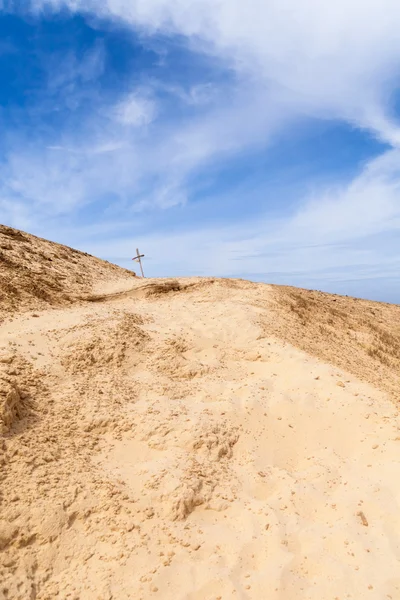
[1,228,400,599]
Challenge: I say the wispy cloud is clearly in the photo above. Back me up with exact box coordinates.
[70,147,400,295]
[0,74,287,227]
[29,0,400,141]
[114,91,157,126]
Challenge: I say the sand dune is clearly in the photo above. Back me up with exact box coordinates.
[1,226,400,599]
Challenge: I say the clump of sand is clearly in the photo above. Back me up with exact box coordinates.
[0,379,23,434]
[1,226,400,599]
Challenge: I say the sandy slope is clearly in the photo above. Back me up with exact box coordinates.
[0,224,136,317]
[1,231,400,599]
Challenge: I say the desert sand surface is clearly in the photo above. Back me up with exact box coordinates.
[1,226,400,600]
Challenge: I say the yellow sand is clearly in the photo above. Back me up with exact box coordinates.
[1,228,400,599]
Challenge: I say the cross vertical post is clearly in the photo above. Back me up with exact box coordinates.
[133,248,145,277]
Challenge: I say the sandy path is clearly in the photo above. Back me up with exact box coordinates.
[1,279,400,599]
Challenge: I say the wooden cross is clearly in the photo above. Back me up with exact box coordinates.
[132,248,145,277]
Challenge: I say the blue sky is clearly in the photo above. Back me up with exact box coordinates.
[1,1,400,302]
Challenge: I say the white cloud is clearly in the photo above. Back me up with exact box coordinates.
[287,154,400,243]
[17,1,400,180]
[74,148,400,287]
[185,84,217,106]
[0,77,287,226]
[40,39,106,112]
[31,0,400,144]
[114,92,157,126]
